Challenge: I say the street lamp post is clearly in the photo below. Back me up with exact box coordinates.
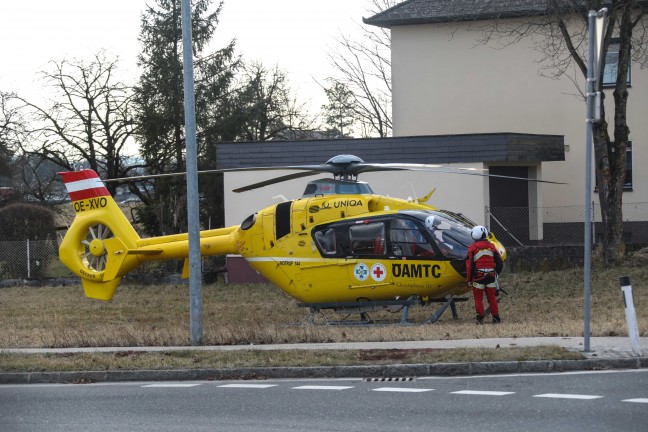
[181,0,203,346]
[584,8,608,353]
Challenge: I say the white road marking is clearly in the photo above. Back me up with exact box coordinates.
[373,387,434,393]
[218,384,277,389]
[452,390,515,396]
[142,383,201,388]
[292,385,354,390]
[132,381,639,404]
[418,368,648,381]
[534,393,603,400]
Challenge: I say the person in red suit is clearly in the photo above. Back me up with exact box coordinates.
[466,226,504,324]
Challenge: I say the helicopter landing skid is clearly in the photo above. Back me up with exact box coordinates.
[300,296,419,325]
[424,296,469,324]
[300,295,469,325]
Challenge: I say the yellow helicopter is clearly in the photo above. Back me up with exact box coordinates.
[58,154,535,323]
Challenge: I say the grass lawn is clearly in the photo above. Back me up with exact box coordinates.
[0,258,646,371]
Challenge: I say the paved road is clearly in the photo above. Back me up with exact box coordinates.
[1,369,647,432]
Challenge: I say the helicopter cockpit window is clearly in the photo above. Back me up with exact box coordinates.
[349,222,386,256]
[336,182,373,195]
[389,218,436,258]
[423,213,472,260]
[314,228,337,255]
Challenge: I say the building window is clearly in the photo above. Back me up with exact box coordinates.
[595,142,633,191]
[624,142,633,190]
[602,40,631,87]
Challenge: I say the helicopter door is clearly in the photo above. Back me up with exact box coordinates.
[345,221,393,290]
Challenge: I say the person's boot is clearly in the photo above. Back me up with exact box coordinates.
[475,314,484,325]
[492,315,501,324]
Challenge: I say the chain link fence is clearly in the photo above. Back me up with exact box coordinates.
[2,203,648,281]
[488,202,648,247]
[0,239,226,282]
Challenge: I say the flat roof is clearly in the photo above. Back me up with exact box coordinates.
[214,133,564,168]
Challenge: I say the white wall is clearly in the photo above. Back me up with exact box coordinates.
[223,164,487,227]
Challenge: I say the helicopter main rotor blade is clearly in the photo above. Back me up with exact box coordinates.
[371,164,565,184]
[337,162,564,184]
[97,154,564,189]
[233,171,323,193]
[102,165,336,184]
[347,162,483,175]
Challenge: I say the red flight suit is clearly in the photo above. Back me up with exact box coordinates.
[466,239,503,318]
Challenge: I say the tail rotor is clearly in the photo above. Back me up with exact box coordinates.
[59,169,142,300]
[80,223,114,273]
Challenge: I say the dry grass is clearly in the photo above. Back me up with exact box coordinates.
[0,346,583,373]
[1,258,647,349]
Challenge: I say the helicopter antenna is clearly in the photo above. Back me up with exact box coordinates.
[409,182,419,203]
[273,194,289,202]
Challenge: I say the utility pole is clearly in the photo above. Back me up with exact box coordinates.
[181,0,203,345]
[584,8,607,352]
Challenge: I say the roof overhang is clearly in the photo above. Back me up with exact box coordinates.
[215,133,565,168]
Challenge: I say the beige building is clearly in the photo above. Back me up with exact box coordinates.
[363,0,648,244]
[216,1,647,248]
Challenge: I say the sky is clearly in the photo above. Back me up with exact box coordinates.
[0,0,374,112]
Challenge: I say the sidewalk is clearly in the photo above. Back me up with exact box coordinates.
[3,336,647,357]
[2,337,646,384]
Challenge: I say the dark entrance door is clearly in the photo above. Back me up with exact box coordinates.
[488,166,529,245]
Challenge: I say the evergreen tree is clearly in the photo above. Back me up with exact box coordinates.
[134,0,237,235]
[322,81,356,138]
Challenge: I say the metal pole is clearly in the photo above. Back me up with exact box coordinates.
[181,0,203,345]
[26,239,30,278]
[583,10,597,353]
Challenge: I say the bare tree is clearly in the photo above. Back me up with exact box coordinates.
[325,0,396,138]
[0,91,20,182]
[1,91,71,204]
[235,62,315,141]
[17,52,139,195]
[474,0,648,263]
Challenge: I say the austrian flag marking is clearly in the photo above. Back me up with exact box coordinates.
[59,170,110,201]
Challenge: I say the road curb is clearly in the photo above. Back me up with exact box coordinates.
[2,357,647,384]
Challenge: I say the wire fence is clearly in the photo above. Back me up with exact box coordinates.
[488,202,648,247]
[2,202,648,281]
[0,239,226,282]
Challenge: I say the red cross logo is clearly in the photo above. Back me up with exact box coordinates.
[370,263,387,282]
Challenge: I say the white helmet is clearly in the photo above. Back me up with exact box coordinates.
[424,216,436,231]
[471,225,488,241]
